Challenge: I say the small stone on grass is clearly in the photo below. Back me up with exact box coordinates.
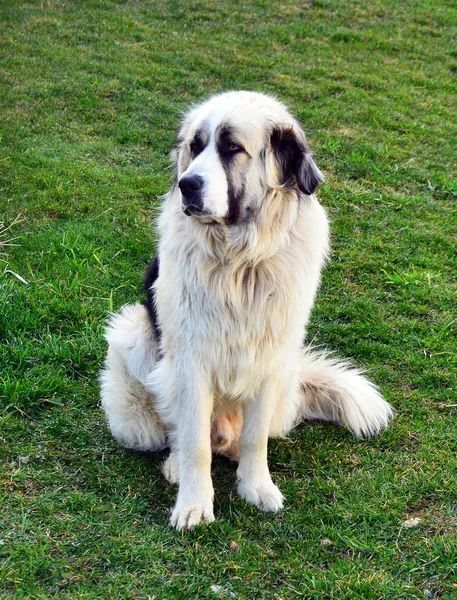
[321,538,333,547]
[402,517,421,528]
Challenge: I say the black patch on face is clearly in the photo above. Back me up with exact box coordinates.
[189,122,210,158]
[143,254,161,342]
[270,126,323,196]
[216,124,247,226]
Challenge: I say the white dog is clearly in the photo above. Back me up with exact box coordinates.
[100,91,393,530]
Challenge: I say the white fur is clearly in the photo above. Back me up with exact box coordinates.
[100,304,166,452]
[100,91,393,530]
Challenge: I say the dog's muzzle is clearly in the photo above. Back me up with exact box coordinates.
[179,175,205,216]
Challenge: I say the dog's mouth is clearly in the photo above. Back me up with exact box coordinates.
[182,207,222,226]
[197,216,222,226]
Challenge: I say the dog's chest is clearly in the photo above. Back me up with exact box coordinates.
[158,256,302,395]
[196,293,286,396]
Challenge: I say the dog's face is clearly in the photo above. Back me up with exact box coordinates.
[174,91,324,226]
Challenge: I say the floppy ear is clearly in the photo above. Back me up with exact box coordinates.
[270,124,324,195]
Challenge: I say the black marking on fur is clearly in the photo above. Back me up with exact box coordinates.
[216,124,245,155]
[189,122,210,157]
[270,126,323,196]
[143,254,161,341]
[216,123,247,226]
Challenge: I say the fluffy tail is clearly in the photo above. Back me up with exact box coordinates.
[99,303,166,451]
[298,349,393,438]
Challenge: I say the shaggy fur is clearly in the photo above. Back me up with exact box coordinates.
[100,91,393,530]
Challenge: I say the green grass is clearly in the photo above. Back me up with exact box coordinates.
[1,0,456,597]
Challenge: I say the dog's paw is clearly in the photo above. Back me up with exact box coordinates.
[170,501,215,530]
[162,454,179,485]
[237,480,284,512]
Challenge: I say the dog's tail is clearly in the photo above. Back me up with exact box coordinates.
[298,348,393,438]
[99,303,167,451]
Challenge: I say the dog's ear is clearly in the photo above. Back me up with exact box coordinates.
[270,124,324,195]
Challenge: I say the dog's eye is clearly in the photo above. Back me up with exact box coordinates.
[190,141,201,153]
[228,144,242,153]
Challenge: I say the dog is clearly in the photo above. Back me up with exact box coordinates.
[100,91,393,530]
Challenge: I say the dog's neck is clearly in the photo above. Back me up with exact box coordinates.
[159,187,303,266]
[157,187,313,315]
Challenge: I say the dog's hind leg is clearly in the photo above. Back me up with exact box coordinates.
[100,303,166,451]
[297,348,393,438]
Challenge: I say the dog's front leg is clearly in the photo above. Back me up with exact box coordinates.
[170,369,215,530]
[237,379,284,512]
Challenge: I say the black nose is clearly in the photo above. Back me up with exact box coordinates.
[179,176,203,199]
[179,176,204,215]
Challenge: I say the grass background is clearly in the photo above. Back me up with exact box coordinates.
[1,0,456,598]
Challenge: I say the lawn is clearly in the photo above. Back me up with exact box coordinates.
[1,0,456,598]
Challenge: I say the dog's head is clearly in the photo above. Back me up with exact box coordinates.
[173,91,324,226]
